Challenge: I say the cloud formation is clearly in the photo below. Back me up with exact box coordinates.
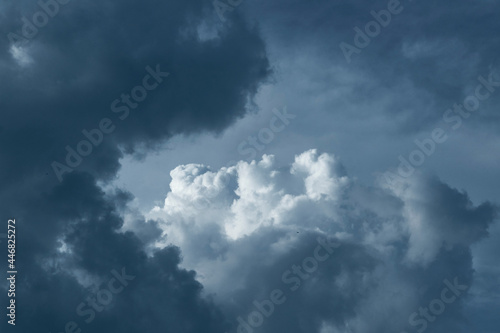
[0,0,269,332]
[1,1,499,332]
[148,149,498,333]
[0,0,270,186]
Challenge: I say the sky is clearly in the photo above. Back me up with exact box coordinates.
[0,0,499,332]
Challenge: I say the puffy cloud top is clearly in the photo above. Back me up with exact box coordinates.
[147,149,497,333]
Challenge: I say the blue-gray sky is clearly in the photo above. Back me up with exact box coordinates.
[1,0,499,332]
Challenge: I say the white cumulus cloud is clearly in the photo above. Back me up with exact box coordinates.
[144,149,497,333]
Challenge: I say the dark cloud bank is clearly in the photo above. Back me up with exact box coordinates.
[0,0,268,332]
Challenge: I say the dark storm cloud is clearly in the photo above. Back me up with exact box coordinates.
[0,0,269,331]
[223,231,379,333]
[1,173,230,332]
[0,0,270,184]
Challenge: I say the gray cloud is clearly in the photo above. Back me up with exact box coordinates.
[0,0,269,331]
[0,0,270,185]
[147,150,498,333]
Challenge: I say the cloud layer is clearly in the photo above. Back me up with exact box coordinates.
[148,149,498,333]
[1,1,499,332]
[0,0,270,332]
